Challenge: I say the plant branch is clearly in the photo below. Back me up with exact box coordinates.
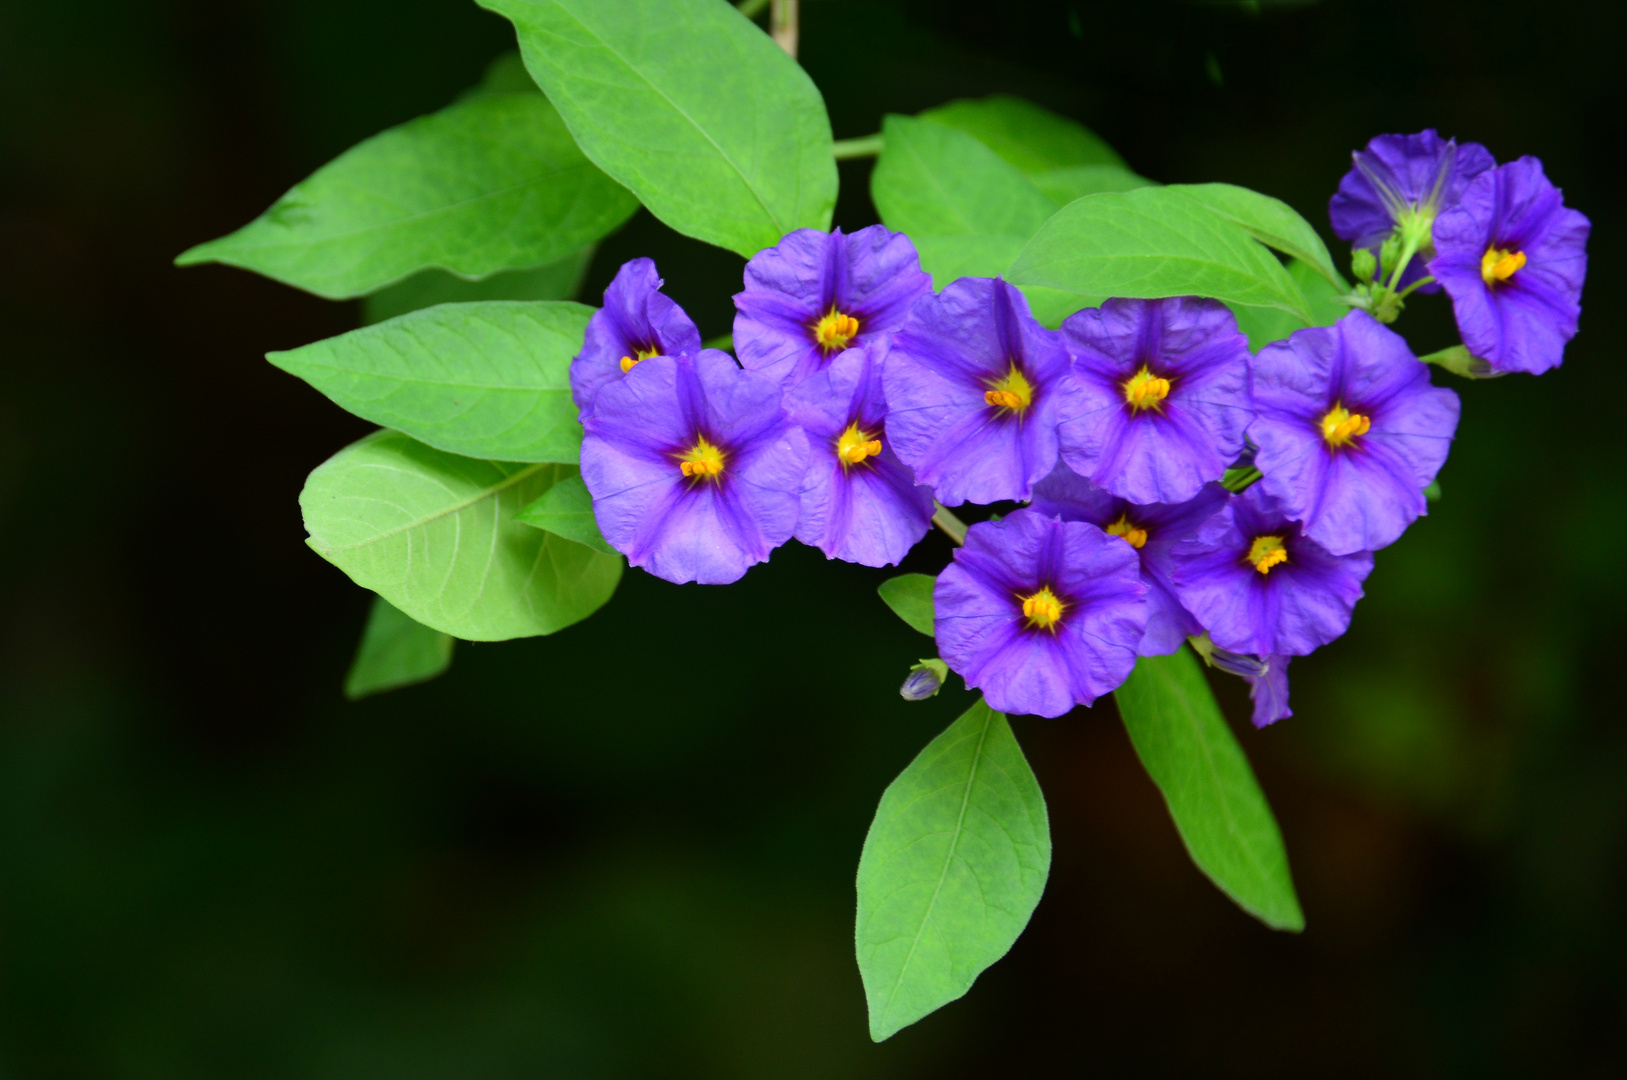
[736,0,770,19]
[932,503,968,546]
[770,0,798,58]
[833,134,884,160]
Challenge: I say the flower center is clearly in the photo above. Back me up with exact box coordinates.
[1020,586,1065,631]
[1247,535,1288,574]
[1122,366,1171,412]
[1320,403,1371,448]
[1105,514,1148,550]
[619,345,662,373]
[813,308,860,353]
[835,422,883,468]
[1480,246,1526,286]
[984,364,1034,413]
[677,436,726,481]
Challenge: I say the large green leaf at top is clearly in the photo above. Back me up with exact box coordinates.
[1169,183,1343,288]
[921,94,1125,174]
[301,431,622,641]
[344,595,455,700]
[1114,648,1304,931]
[363,244,595,325]
[1006,187,1315,322]
[856,699,1050,1041]
[1230,259,1351,352]
[480,0,836,258]
[269,301,592,465]
[176,92,638,300]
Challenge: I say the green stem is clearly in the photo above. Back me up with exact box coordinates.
[1394,275,1437,301]
[932,503,968,546]
[736,0,770,18]
[770,0,798,57]
[833,133,884,160]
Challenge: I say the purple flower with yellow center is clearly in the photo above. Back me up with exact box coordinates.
[933,508,1147,718]
[1054,297,1253,505]
[571,258,703,412]
[883,277,1071,506]
[1030,463,1228,657]
[1427,157,1591,376]
[784,340,933,567]
[579,350,808,585]
[1329,129,1495,292]
[1169,486,1373,657]
[732,225,933,387]
[1249,310,1460,556]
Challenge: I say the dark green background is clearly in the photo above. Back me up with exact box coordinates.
[2,0,1623,1074]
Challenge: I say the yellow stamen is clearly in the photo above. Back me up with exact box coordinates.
[677,436,725,481]
[813,308,860,353]
[619,345,662,373]
[835,423,883,468]
[984,365,1035,414]
[1320,403,1372,448]
[1122,366,1172,412]
[1247,535,1288,574]
[1020,586,1065,630]
[1480,246,1526,286]
[1105,514,1148,550]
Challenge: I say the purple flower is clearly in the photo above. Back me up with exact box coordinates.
[1428,157,1591,376]
[1169,486,1373,657]
[784,340,934,567]
[1249,310,1460,556]
[1031,463,1228,657]
[733,225,933,387]
[571,258,703,412]
[1329,129,1495,292]
[1055,297,1253,505]
[579,350,808,585]
[884,278,1071,506]
[934,508,1147,718]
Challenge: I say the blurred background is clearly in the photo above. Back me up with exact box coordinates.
[2,0,1624,1074]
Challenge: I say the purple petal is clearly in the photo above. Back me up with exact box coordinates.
[572,258,701,411]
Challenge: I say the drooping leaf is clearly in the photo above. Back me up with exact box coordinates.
[1031,163,1156,205]
[1229,258,1351,352]
[1169,182,1343,288]
[301,431,621,641]
[515,473,615,555]
[479,0,836,258]
[176,93,638,300]
[363,244,595,325]
[856,699,1051,1041]
[269,301,592,465]
[877,573,937,637]
[344,594,455,700]
[1114,648,1304,931]
[920,94,1125,175]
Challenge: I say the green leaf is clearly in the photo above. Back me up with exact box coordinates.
[1114,648,1304,932]
[1229,259,1351,352]
[1169,182,1343,288]
[269,301,592,465]
[1005,186,1315,322]
[344,595,455,700]
[1031,163,1156,205]
[362,244,595,325]
[856,699,1051,1041]
[515,474,615,555]
[877,573,937,637]
[301,431,622,641]
[175,91,637,300]
[920,94,1125,174]
[480,0,836,258]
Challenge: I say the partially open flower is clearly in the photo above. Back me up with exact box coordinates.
[571,258,702,412]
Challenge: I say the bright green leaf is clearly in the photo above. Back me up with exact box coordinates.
[269,301,592,465]
[1031,163,1156,205]
[301,431,621,641]
[176,92,638,299]
[1229,259,1351,352]
[363,244,595,325]
[480,0,836,258]
[1114,648,1304,932]
[515,473,615,555]
[1169,182,1343,288]
[920,94,1125,174]
[343,595,455,700]
[856,699,1051,1041]
[877,573,936,637]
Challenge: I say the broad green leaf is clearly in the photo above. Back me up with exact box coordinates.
[856,699,1050,1041]
[877,573,936,637]
[1032,163,1156,205]
[480,0,836,258]
[344,595,455,700]
[1114,648,1304,931]
[301,431,621,641]
[1169,182,1343,288]
[1229,259,1351,352]
[269,301,592,465]
[920,94,1125,174]
[1006,187,1315,322]
[871,114,1058,289]
[175,92,638,299]
[363,244,595,325]
[515,474,615,555]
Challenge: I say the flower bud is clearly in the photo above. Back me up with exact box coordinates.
[1351,246,1378,284]
[900,659,948,701]
[1378,232,1404,277]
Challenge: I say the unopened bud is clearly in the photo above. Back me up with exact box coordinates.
[900,659,948,701]
[1378,232,1404,277]
[1351,246,1378,284]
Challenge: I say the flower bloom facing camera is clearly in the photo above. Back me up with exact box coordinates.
[579,351,808,585]
[571,258,702,412]
[1428,157,1591,375]
[733,225,933,387]
[1249,310,1460,556]
[934,509,1147,718]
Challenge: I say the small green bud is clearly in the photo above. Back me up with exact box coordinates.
[1418,344,1498,379]
[1378,232,1405,276]
[1350,247,1378,284]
